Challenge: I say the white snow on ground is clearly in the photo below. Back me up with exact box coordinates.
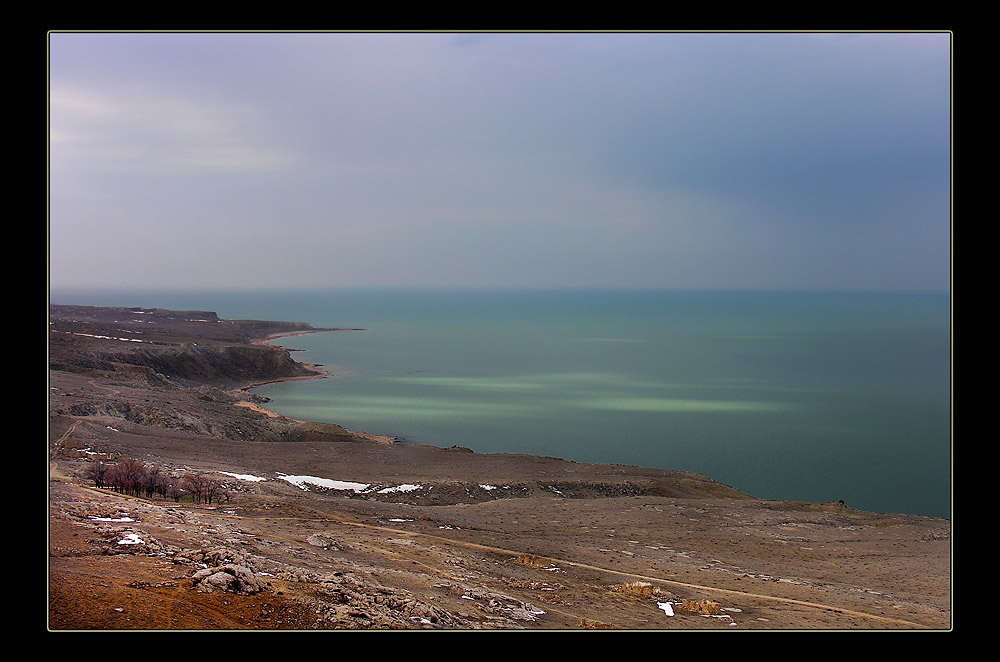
[68,332,144,342]
[277,473,370,492]
[214,470,428,495]
[220,471,267,482]
[117,533,144,545]
[377,484,422,494]
[658,602,675,616]
[89,516,134,523]
[479,484,497,490]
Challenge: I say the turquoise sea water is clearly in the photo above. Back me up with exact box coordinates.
[50,289,951,519]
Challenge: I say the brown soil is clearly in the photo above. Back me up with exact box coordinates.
[47,305,952,631]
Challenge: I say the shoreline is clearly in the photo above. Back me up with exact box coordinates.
[47,303,952,630]
[243,326,344,393]
[244,328,397,444]
[253,326,366,344]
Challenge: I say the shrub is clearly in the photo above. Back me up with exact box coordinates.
[511,554,552,569]
[610,580,661,598]
[681,599,721,615]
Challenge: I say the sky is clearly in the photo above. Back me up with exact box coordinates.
[48,32,951,293]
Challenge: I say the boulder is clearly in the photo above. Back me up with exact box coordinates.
[192,564,267,594]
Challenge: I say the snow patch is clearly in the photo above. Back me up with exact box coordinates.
[377,484,422,494]
[220,471,267,482]
[70,332,144,343]
[276,473,370,493]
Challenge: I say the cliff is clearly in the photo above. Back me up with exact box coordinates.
[49,304,328,388]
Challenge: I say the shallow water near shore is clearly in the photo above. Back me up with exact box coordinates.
[51,288,951,519]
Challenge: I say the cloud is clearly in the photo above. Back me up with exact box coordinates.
[50,86,298,176]
[48,32,951,292]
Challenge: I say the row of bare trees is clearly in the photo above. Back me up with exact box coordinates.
[85,459,231,504]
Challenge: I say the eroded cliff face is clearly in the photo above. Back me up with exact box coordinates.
[95,344,316,386]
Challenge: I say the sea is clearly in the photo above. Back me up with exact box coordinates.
[49,288,952,519]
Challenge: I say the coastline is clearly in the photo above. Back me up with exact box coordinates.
[252,327,363,344]
[245,328,397,444]
[230,293,950,521]
[48,304,952,630]
[239,328,334,397]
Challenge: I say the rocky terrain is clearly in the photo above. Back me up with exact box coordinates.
[48,304,952,630]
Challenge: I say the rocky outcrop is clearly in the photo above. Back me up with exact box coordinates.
[68,400,170,427]
[192,565,268,594]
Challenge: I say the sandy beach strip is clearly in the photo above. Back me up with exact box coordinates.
[252,327,363,345]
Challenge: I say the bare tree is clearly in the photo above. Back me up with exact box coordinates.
[85,460,110,488]
[180,472,205,503]
[84,460,231,505]
[141,464,162,499]
[203,476,224,505]
[115,458,148,497]
[165,476,184,502]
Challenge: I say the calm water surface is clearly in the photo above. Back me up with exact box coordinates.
[51,289,951,518]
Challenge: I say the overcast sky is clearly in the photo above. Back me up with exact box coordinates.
[48,32,951,292]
